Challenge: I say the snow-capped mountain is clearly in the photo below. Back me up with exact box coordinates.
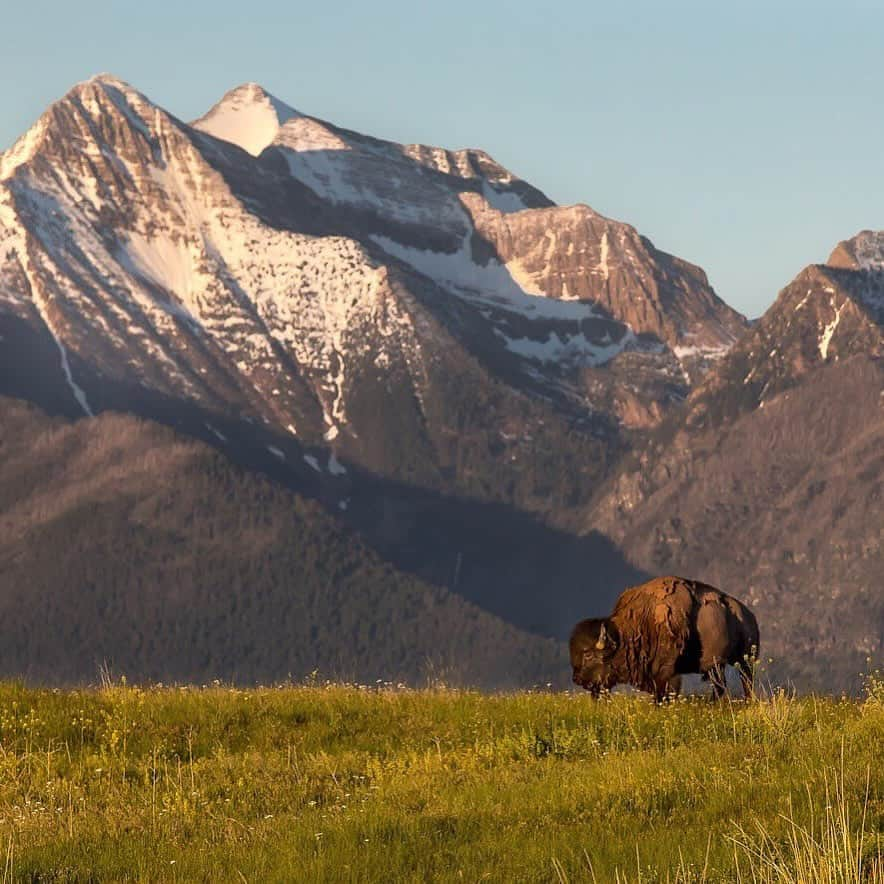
[0,75,743,513]
[196,83,745,394]
[1,76,880,691]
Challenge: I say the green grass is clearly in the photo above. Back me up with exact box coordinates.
[0,679,880,882]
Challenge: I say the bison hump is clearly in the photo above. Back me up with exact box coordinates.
[615,578,694,637]
[612,577,696,681]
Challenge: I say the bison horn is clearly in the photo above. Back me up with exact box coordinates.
[595,624,608,650]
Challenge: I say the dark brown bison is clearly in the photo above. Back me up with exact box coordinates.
[570,576,759,701]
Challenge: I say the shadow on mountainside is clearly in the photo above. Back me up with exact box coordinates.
[346,481,649,639]
[0,396,570,688]
[0,339,648,647]
[0,313,87,419]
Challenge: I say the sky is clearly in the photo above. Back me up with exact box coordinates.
[1,0,882,318]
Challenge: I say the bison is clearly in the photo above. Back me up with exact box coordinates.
[570,576,759,702]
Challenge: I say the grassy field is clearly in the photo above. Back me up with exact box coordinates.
[0,679,880,882]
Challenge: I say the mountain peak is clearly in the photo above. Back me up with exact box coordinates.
[1,74,170,182]
[1,74,134,178]
[228,81,281,101]
[827,229,884,271]
[193,83,299,156]
[85,72,134,90]
[67,74,151,110]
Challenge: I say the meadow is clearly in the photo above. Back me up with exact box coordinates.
[0,678,880,882]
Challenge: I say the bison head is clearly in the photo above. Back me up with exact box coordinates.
[569,619,619,696]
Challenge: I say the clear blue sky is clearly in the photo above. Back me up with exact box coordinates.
[2,0,882,318]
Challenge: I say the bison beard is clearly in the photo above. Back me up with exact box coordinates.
[569,576,759,702]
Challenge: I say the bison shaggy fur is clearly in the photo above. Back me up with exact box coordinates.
[570,576,759,701]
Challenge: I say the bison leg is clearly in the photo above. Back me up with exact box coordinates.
[706,664,727,701]
[737,664,755,700]
[653,677,677,704]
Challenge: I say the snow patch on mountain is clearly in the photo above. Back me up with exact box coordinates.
[328,452,347,476]
[372,232,617,324]
[274,125,472,235]
[672,343,731,360]
[819,298,846,360]
[48,325,93,416]
[793,289,813,312]
[481,181,529,213]
[118,232,195,301]
[373,232,650,369]
[496,327,637,367]
[281,146,366,208]
[277,116,348,153]
[597,231,610,282]
[29,275,93,416]
[205,423,227,442]
[849,231,884,270]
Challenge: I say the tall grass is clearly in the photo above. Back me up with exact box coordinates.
[730,757,881,883]
[0,679,878,882]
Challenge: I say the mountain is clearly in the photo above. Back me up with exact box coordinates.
[2,75,878,692]
[0,75,743,499]
[588,232,884,691]
[0,75,746,660]
[0,74,737,682]
[196,83,745,419]
[0,395,564,686]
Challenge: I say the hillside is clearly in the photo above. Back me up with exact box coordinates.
[0,397,563,686]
